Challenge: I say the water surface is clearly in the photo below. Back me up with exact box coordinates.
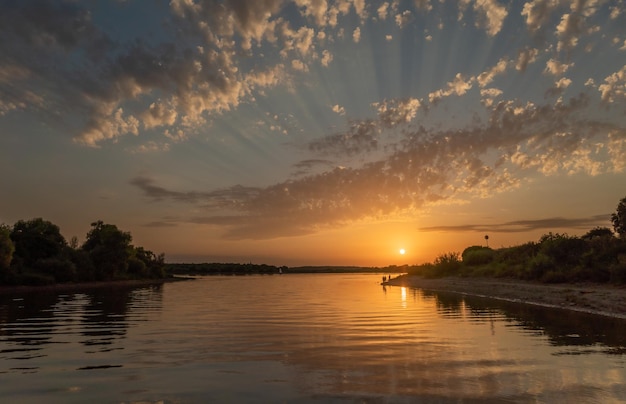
[1,274,625,402]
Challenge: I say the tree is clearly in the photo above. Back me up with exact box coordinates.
[0,224,14,272]
[582,227,614,240]
[611,196,626,238]
[10,218,67,267]
[82,221,132,280]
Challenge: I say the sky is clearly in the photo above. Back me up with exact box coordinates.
[1,0,625,267]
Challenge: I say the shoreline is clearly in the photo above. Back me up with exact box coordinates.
[385,275,626,319]
[0,276,193,296]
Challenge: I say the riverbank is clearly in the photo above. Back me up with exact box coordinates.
[0,276,193,296]
[385,275,626,319]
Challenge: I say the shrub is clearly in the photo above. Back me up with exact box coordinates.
[462,246,495,266]
[36,258,76,282]
[18,272,55,286]
[610,255,626,284]
[525,252,554,280]
[128,257,148,278]
[433,252,461,276]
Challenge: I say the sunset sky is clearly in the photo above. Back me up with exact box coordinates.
[1,0,625,266]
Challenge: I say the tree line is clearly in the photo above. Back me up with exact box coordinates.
[407,196,626,283]
[0,218,166,286]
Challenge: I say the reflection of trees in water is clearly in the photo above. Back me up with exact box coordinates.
[0,284,164,368]
[424,290,626,352]
[80,287,135,350]
[79,284,164,350]
[0,292,60,362]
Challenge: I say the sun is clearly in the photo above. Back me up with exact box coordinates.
[399,248,406,255]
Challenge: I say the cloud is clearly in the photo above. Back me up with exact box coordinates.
[480,87,503,107]
[414,0,433,12]
[373,98,422,126]
[515,47,539,72]
[472,0,509,36]
[544,58,574,76]
[352,26,361,42]
[332,104,346,115]
[131,90,626,239]
[477,58,509,87]
[521,0,560,32]
[429,73,474,103]
[598,65,626,103]
[308,120,379,156]
[418,215,609,233]
[321,49,333,66]
[377,2,390,20]
[292,59,309,72]
[130,176,261,209]
[395,10,413,28]
[544,76,572,98]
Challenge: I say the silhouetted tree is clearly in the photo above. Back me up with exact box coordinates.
[611,196,626,238]
[0,224,14,273]
[582,227,614,240]
[82,221,132,280]
[10,218,67,268]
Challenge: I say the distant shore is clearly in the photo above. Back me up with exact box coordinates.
[385,275,626,319]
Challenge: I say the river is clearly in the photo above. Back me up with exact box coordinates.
[1,274,625,403]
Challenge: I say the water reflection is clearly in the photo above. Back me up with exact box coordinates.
[413,288,626,354]
[0,284,163,374]
[0,275,625,402]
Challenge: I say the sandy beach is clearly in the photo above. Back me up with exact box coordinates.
[385,275,626,319]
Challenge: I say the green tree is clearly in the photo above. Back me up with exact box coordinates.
[82,221,132,280]
[462,245,494,266]
[611,196,626,238]
[10,218,67,268]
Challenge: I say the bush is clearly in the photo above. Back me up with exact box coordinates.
[610,255,626,284]
[36,258,76,282]
[433,252,461,276]
[539,233,588,267]
[127,257,148,278]
[462,246,495,266]
[18,272,55,286]
[525,252,554,280]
